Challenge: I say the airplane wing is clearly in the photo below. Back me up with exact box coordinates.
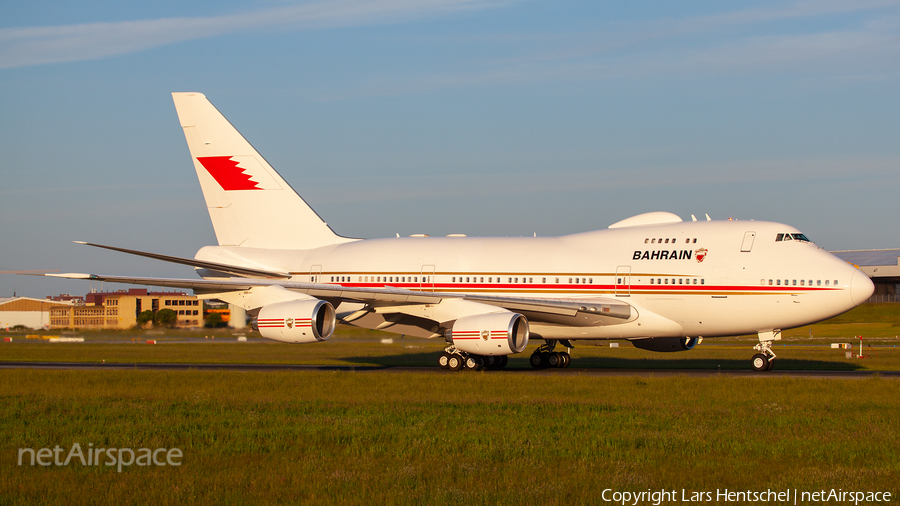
[45,273,633,323]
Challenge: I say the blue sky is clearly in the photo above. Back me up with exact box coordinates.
[2,0,899,297]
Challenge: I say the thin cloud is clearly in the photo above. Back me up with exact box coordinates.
[0,0,511,69]
[316,0,900,99]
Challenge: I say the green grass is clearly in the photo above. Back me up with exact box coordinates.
[1,370,898,505]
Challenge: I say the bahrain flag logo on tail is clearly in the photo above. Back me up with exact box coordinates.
[197,156,282,191]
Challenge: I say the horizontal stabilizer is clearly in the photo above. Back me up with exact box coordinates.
[73,241,290,279]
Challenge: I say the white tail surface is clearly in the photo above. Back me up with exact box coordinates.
[172,92,352,250]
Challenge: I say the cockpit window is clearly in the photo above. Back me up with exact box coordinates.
[775,232,812,243]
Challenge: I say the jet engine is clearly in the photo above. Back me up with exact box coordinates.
[252,299,336,343]
[449,312,529,356]
[630,337,699,352]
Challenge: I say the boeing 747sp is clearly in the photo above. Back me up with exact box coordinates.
[49,93,874,371]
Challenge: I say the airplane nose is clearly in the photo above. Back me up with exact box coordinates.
[849,270,875,306]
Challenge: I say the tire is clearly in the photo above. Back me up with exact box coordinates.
[751,353,769,372]
[561,352,571,368]
[530,353,543,369]
[548,353,560,368]
[497,355,509,369]
[438,352,451,369]
[765,358,776,371]
[465,356,482,371]
[448,354,463,371]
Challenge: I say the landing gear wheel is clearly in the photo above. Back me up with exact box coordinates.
[448,354,464,371]
[561,352,571,368]
[751,353,769,372]
[530,353,544,369]
[765,357,776,371]
[465,356,483,371]
[497,355,509,370]
[438,352,451,369]
[547,353,561,368]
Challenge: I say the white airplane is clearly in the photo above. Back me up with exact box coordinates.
[50,92,874,372]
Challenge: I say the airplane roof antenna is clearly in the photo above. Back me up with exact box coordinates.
[705,214,712,222]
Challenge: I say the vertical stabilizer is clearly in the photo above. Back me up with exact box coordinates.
[172,92,352,250]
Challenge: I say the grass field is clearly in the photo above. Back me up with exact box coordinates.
[1,304,899,504]
[2,371,899,505]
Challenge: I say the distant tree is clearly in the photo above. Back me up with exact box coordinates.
[204,312,225,328]
[136,310,155,327]
[154,308,178,328]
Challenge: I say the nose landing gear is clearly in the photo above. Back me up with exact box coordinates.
[752,330,780,371]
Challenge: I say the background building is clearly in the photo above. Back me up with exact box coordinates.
[832,249,900,303]
[0,297,74,330]
[48,288,200,329]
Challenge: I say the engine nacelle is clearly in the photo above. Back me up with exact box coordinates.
[253,299,336,343]
[449,312,529,356]
[630,337,699,352]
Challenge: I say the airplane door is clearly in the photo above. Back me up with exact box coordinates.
[615,266,631,297]
[420,265,435,292]
[741,231,756,252]
[310,265,322,283]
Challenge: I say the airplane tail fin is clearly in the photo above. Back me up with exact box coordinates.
[172,92,351,250]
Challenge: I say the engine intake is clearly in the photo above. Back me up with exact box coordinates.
[449,312,529,356]
[630,337,698,353]
[253,299,336,343]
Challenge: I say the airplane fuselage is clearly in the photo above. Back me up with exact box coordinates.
[196,218,870,341]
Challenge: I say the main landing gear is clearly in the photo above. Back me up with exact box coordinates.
[529,339,572,369]
[751,330,780,372]
[438,345,508,372]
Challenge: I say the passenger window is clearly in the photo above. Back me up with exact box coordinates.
[792,280,797,286]
[542,278,546,283]
[569,278,573,283]
[693,279,697,285]
[529,277,533,283]
[664,279,668,284]
[693,238,697,243]
[701,279,705,285]
[555,278,560,283]
[650,278,654,284]
[825,280,830,286]
[679,279,683,284]
[651,238,656,244]
[760,279,765,285]
[665,238,669,244]
[817,280,821,286]
[645,238,649,244]
[834,280,838,286]
[575,278,579,284]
